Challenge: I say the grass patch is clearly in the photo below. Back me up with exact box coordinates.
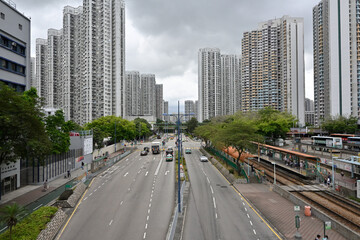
[349,196,360,203]
[0,206,58,240]
[175,151,189,182]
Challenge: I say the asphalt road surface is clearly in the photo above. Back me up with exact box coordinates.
[57,141,175,240]
[182,139,280,240]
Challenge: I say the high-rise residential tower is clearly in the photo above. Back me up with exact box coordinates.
[0,0,31,92]
[221,54,241,115]
[313,0,356,125]
[140,74,156,116]
[241,16,305,125]
[155,84,164,120]
[184,100,195,122]
[163,101,169,122]
[125,71,141,116]
[198,48,221,122]
[35,38,47,99]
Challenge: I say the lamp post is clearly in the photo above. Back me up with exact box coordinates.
[115,120,117,152]
[163,101,194,213]
[273,161,276,184]
[332,157,336,190]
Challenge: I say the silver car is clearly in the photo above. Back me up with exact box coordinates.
[200,156,208,162]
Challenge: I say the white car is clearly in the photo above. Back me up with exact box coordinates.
[200,156,208,162]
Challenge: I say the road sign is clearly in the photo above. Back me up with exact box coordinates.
[325,221,331,230]
[294,206,300,212]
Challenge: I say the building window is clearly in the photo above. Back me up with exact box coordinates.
[0,12,4,20]
[18,24,22,30]
[0,57,26,76]
[0,35,26,56]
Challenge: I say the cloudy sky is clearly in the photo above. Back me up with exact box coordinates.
[14,0,317,113]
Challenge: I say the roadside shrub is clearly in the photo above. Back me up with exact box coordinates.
[0,206,57,240]
[58,189,73,200]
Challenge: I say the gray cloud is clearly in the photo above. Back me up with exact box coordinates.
[14,0,317,112]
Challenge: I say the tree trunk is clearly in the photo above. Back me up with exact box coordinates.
[9,226,12,240]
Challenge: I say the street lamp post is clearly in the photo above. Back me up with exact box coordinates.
[273,161,276,184]
[163,101,194,213]
[332,157,336,190]
[115,120,117,152]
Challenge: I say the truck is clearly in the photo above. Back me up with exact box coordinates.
[151,142,161,154]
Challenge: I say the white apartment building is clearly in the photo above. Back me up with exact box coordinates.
[47,28,62,108]
[35,38,47,98]
[241,16,305,125]
[313,0,355,126]
[194,100,198,120]
[61,6,83,122]
[184,100,195,122]
[0,0,30,93]
[198,48,222,122]
[163,101,169,122]
[33,0,125,125]
[125,71,141,116]
[155,84,164,120]
[30,57,35,87]
[141,74,156,116]
[221,54,241,115]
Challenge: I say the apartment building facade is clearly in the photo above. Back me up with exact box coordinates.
[155,84,164,120]
[184,100,195,122]
[313,0,356,126]
[241,16,305,125]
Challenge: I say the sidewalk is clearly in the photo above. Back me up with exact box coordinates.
[0,148,131,208]
[233,183,346,240]
[0,167,86,208]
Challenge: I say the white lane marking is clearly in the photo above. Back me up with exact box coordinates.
[98,186,101,189]
[245,208,247,212]
[126,159,129,161]
[153,157,155,160]
[109,220,113,226]
[242,202,245,206]
[253,229,256,235]
[210,185,214,194]
[154,157,162,176]
[206,177,210,184]
[84,197,88,201]
[94,189,97,192]
[143,232,146,239]
[165,170,169,175]
[147,215,149,221]
[213,197,217,209]
[89,193,93,196]
[250,220,253,226]
[247,214,250,218]
[150,198,152,202]
[120,201,123,205]
[138,170,141,174]
[128,188,131,191]
[215,213,218,219]
[33,204,43,211]
[145,223,148,229]
[102,183,104,186]
[124,172,128,177]
[149,203,151,208]
[145,171,148,176]
[151,193,153,198]
[148,209,150,214]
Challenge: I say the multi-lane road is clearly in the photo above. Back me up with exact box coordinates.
[182,139,280,240]
[57,141,175,240]
[57,137,279,240]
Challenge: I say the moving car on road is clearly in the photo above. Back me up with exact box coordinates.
[140,150,148,156]
[185,148,191,154]
[166,154,173,162]
[166,147,173,156]
[200,155,208,162]
[144,147,150,152]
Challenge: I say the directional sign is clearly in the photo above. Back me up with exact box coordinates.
[325,221,331,230]
[294,206,300,212]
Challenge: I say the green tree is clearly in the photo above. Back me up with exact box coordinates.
[0,84,51,166]
[134,118,152,139]
[256,107,296,141]
[45,110,71,154]
[214,115,262,173]
[321,115,358,134]
[186,117,198,134]
[0,203,27,240]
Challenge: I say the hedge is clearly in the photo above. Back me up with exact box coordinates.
[0,206,58,240]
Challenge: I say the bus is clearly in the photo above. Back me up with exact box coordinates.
[330,133,356,143]
[311,136,342,151]
[151,142,161,154]
[344,137,360,151]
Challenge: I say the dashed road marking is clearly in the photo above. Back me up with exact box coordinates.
[84,197,88,201]
[245,208,247,212]
[210,185,214,194]
[247,214,250,218]
[253,229,257,235]
[206,177,210,184]
[147,215,149,221]
[148,209,150,214]
[143,232,146,239]
[109,220,113,226]
[120,201,123,205]
[145,223,148,229]
[213,197,217,209]
[145,171,148,176]
[250,221,253,226]
[89,193,93,196]
[124,172,128,177]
